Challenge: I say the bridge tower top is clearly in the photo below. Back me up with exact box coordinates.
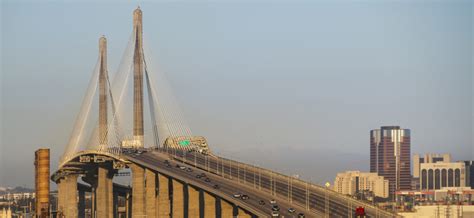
[98,35,108,146]
[133,6,144,147]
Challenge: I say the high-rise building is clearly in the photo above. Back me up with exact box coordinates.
[333,171,389,198]
[370,126,411,198]
[35,148,50,218]
[413,153,451,178]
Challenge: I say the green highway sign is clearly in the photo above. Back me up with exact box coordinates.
[178,140,190,146]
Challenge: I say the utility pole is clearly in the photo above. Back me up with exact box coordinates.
[325,187,329,218]
[306,182,310,211]
[229,160,232,179]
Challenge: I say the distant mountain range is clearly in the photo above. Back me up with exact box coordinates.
[0,186,34,194]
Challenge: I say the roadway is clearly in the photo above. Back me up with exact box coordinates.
[125,150,317,217]
[159,148,397,218]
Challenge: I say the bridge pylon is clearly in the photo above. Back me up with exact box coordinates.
[133,6,144,147]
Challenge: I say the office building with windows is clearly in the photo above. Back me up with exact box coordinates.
[370,126,411,198]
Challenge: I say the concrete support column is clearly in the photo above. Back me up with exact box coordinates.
[65,174,78,218]
[125,192,132,218]
[91,187,97,218]
[172,179,184,218]
[113,192,119,218]
[97,166,113,218]
[78,190,86,218]
[238,208,252,218]
[57,179,66,216]
[188,186,200,218]
[131,164,146,217]
[108,173,113,217]
[145,169,157,217]
[203,192,216,218]
[157,174,170,217]
[220,199,234,218]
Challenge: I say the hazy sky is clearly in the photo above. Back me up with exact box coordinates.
[1,0,472,188]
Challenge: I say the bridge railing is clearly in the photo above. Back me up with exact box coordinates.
[152,147,397,217]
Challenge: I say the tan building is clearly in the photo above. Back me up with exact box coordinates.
[333,171,389,198]
[420,161,467,190]
[413,153,451,178]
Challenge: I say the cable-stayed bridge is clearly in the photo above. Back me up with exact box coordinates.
[51,7,398,218]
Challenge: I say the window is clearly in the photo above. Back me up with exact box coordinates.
[435,169,440,189]
[421,169,427,190]
[428,169,434,189]
[441,169,447,187]
[455,169,461,187]
[448,169,454,187]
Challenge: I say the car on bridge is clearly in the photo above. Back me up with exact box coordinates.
[272,205,280,211]
[271,211,280,217]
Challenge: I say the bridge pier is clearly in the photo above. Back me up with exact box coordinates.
[172,179,185,217]
[57,174,78,217]
[203,191,216,218]
[157,173,170,217]
[57,178,65,215]
[78,189,86,218]
[188,185,200,217]
[145,169,157,217]
[131,164,146,217]
[97,166,114,218]
[238,207,252,218]
[220,198,234,218]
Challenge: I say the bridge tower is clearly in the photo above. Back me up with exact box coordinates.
[99,36,108,146]
[133,6,144,147]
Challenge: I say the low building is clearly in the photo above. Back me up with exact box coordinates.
[413,153,451,179]
[420,162,467,190]
[333,171,389,198]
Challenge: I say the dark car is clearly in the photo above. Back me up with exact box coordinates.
[213,184,219,189]
[259,200,265,205]
[272,205,280,211]
[196,174,201,178]
[205,178,211,182]
[186,168,193,172]
[241,195,249,200]
[297,213,305,218]
[288,208,296,213]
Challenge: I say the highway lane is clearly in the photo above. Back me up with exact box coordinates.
[175,150,354,217]
[125,151,316,217]
[165,148,396,218]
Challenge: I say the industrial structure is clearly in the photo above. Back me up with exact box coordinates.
[34,148,50,218]
[50,7,398,218]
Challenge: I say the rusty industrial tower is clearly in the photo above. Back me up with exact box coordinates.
[35,148,50,218]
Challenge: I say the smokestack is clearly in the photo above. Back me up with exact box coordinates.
[133,7,144,147]
[35,148,50,217]
[99,36,108,146]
